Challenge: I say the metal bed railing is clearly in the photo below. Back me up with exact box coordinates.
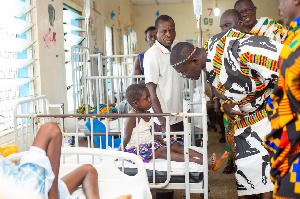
[12,95,208,199]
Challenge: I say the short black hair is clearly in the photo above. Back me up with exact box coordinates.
[126,84,148,107]
[222,9,242,20]
[170,42,195,66]
[234,0,255,9]
[144,26,156,36]
[155,15,175,30]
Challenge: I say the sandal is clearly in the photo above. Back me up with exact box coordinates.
[222,162,234,174]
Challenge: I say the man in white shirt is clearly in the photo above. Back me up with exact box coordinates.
[143,15,183,132]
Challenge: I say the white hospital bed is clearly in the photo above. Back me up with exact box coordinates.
[71,46,204,146]
[12,95,209,199]
[6,147,152,199]
[8,45,209,198]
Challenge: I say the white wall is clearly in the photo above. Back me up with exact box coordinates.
[134,0,281,52]
[33,0,67,108]
[33,0,135,112]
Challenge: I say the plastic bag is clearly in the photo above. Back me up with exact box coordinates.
[192,86,210,129]
[0,144,18,157]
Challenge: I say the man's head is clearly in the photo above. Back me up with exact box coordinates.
[144,26,156,47]
[220,9,244,32]
[155,15,176,50]
[278,0,300,26]
[170,42,206,80]
[234,0,257,30]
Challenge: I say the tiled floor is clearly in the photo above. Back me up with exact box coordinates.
[150,125,238,199]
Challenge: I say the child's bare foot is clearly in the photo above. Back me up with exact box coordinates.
[212,151,229,171]
[116,194,132,199]
[208,153,216,170]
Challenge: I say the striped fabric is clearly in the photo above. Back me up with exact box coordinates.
[205,28,284,196]
[249,54,278,72]
[249,17,287,43]
[265,16,300,199]
[234,109,268,129]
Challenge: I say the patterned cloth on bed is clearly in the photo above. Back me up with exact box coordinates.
[77,104,118,121]
[124,140,166,163]
[205,29,282,196]
[124,139,184,163]
[0,146,76,199]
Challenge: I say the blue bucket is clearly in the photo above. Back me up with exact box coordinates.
[85,119,121,149]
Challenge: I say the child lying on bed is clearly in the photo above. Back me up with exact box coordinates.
[0,123,132,199]
[119,84,228,171]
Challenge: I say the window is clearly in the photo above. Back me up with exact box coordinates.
[0,0,35,133]
[63,4,85,112]
[105,25,114,56]
[123,34,129,55]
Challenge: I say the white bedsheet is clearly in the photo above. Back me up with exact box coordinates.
[60,146,204,173]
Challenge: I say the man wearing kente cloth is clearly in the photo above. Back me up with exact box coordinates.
[265,0,300,198]
[234,0,287,42]
[170,29,282,198]
[218,0,288,175]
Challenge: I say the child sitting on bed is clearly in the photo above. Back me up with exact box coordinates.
[0,122,133,199]
[120,84,228,170]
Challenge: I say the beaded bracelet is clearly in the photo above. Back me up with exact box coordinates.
[220,99,233,112]
[213,97,219,101]
[220,100,241,122]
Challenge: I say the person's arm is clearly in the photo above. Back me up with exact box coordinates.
[211,86,226,100]
[133,55,141,84]
[210,86,226,115]
[222,103,248,120]
[146,82,166,132]
[118,116,135,151]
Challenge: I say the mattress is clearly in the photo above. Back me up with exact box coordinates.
[60,146,204,183]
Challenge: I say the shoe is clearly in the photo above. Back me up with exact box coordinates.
[222,164,234,174]
[219,136,225,143]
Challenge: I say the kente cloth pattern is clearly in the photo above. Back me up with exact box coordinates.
[265,16,300,199]
[212,24,287,165]
[205,29,282,114]
[235,117,274,196]
[205,29,282,195]
[250,17,287,43]
[124,140,166,163]
[76,103,118,121]
[223,113,236,160]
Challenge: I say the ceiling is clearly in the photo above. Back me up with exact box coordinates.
[131,0,192,5]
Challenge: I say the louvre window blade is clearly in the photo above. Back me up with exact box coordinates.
[0,37,34,52]
[0,16,34,35]
[0,58,36,69]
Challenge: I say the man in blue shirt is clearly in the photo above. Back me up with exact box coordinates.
[133,26,156,83]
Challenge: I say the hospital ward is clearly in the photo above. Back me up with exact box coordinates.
[1,0,300,198]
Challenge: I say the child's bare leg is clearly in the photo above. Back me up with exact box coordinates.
[116,194,132,199]
[212,151,229,171]
[155,147,204,165]
[169,142,228,170]
[170,142,204,158]
[62,164,99,199]
[32,122,62,199]
[170,142,214,168]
